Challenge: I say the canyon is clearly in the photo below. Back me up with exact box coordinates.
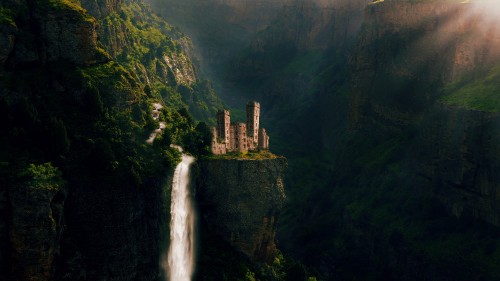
[1,0,500,280]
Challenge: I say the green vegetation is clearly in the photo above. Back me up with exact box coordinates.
[441,66,500,112]
[96,1,221,122]
[19,162,65,191]
[0,0,208,194]
[204,150,280,160]
[38,0,95,22]
[0,7,15,26]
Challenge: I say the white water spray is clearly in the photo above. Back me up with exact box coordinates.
[164,146,196,281]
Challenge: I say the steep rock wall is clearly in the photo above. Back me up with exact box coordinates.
[416,106,500,225]
[8,181,65,281]
[252,0,369,51]
[349,0,500,225]
[197,157,287,263]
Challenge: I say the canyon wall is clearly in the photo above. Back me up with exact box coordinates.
[416,106,500,225]
[350,0,500,225]
[196,157,287,263]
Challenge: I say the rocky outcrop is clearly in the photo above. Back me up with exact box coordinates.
[2,1,107,67]
[162,52,196,86]
[197,157,287,263]
[41,10,102,65]
[80,0,197,89]
[80,0,120,18]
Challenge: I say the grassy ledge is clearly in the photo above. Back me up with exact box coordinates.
[203,150,281,160]
[440,66,500,113]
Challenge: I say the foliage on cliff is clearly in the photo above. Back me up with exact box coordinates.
[0,0,215,279]
[88,0,221,122]
[442,66,500,112]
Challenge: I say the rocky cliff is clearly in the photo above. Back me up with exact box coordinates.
[416,106,500,225]
[349,0,500,226]
[0,0,202,280]
[350,0,500,129]
[8,164,65,281]
[196,157,287,263]
[79,0,220,121]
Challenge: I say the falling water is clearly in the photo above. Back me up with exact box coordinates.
[164,146,196,281]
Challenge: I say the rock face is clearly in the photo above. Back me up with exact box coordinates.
[41,12,101,65]
[8,181,65,281]
[350,0,500,129]
[80,0,120,18]
[350,0,500,225]
[416,106,500,225]
[197,157,287,263]
[2,0,105,67]
[252,0,369,51]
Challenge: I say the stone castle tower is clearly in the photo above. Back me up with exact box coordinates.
[211,101,270,155]
[216,109,230,144]
[246,101,260,145]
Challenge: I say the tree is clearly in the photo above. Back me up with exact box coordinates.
[20,162,65,191]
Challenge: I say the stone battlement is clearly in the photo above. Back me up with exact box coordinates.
[211,101,270,154]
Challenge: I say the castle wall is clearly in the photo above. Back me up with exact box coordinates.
[258,128,269,150]
[211,102,269,154]
[211,127,227,155]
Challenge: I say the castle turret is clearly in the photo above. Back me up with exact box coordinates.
[217,109,230,144]
[258,128,269,150]
[246,101,260,147]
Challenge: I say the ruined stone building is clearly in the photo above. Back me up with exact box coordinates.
[211,101,270,154]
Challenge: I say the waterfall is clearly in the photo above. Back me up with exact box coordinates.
[164,146,196,281]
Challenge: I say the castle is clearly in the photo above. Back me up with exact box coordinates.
[211,101,270,155]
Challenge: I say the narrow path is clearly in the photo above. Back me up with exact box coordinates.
[146,103,166,144]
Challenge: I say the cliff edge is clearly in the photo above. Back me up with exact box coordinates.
[196,156,287,263]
